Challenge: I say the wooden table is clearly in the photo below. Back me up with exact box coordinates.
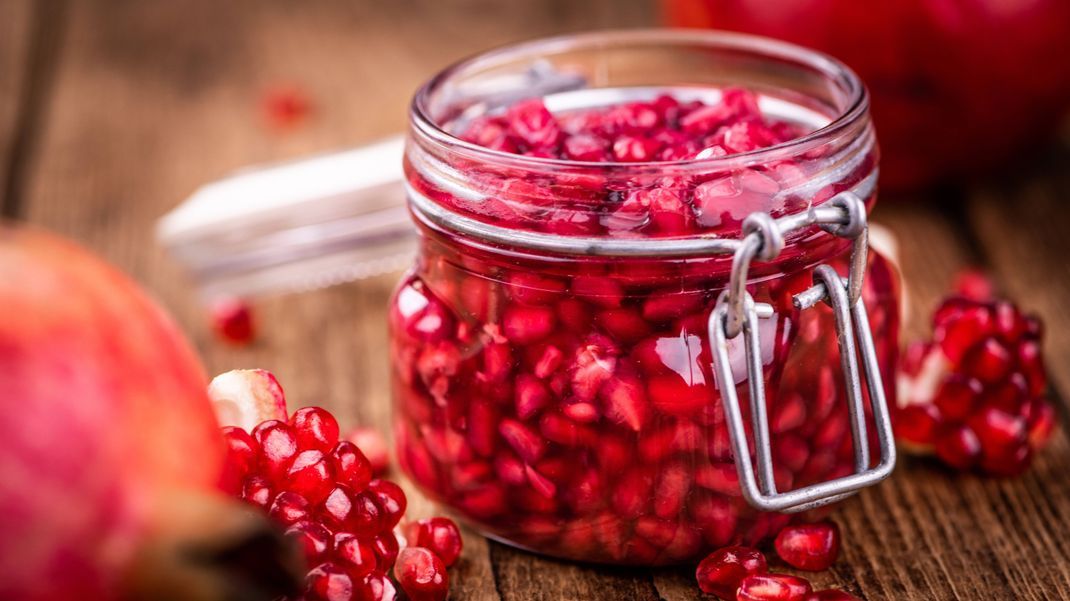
[3,1,1069,598]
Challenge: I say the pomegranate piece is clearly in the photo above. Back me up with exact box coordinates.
[209,369,289,432]
[773,522,841,571]
[406,517,464,567]
[695,545,768,599]
[896,296,1053,476]
[210,297,256,345]
[220,386,459,601]
[737,574,813,601]
[395,547,450,601]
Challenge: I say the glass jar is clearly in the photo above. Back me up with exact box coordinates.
[390,30,899,565]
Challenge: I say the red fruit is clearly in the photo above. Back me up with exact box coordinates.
[737,574,813,601]
[210,297,257,345]
[261,85,312,131]
[0,225,302,600]
[220,426,259,494]
[367,479,408,531]
[406,517,464,567]
[773,522,841,571]
[253,420,300,480]
[306,562,356,601]
[269,491,311,526]
[286,521,333,564]
[330,441,374,492]
[334,533,378,578]
[695,545,768,599]
[286,449,335,504]
[396,547,450,601]
[503,305,557,344]
[506,98,561,150]
[896,296,1054,475]
[346,427,390,476]
[291,407,342,451]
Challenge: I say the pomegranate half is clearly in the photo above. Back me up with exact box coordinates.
[0,224,300,601]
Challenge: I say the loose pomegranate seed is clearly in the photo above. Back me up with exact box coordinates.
[406,517,464,567]
[396,547,450,601]
[210,297,256,345]
[896,295,1054,476]
[737,574,814,601]
[773,522,841,571]
[261,85,312,131]
[695,545,768,599]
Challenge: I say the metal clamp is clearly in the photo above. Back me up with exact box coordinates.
[708,192,896,513]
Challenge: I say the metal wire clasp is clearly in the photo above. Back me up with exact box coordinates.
[708,192,896,513]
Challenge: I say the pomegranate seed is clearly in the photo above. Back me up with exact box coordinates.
[349,491,384,537]
[330,441,373,492]
[372,531,400,571]
[737,574,814,601]
[515,374,551,420]
[774,522,841,571]
[695,545,767,599]
[406,517,464,567]
[241,475,274,508]
[252,420,299,479]
[334,533,378,578]
[269,491,310,526]
[219,427,258,494]
[210,297,256,345]
[503,305,556,344]
[396,547,450,601]
[306,562,355,601]
[286,449,335,504]
[286,520,333,564]
[506,98,560,150]
[290,407,341,451]
[366,479,407,531]
[261,85,311,131]
[934,424,982,469]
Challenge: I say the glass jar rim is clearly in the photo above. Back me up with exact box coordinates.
[409,28,869,175]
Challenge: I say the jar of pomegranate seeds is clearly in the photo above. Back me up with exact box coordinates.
[390,30,899,565]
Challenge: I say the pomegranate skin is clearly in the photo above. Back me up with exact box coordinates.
[0,225,225,601]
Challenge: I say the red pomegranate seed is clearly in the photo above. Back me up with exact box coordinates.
[695,545,768,600]
[355,573,397,601]
[329,441,373,492]
[286,449,335,504]
[366,479,407,531]
[286,520,333,564]
[506,98,560,150]
[210,297,256,345]
[252,420,299,479]
[349,490,384,537]
[952,269,995,301]
[290,407,341,451]
[219,426,258,494]
[261,85,312,131]
[372,531,400,571]
[773,522,841,571]
[934,424,982,469]
[269,491,310,526]
[305,562,355,601]
[600,370,650,431]
[241,475,274,508]
[406,517,464,567]
[498,418,545,463]
[396,547,449,601]
[737,574,813,601]
[515,374,551,420]
[333,533,378,578]
[503,305,556,344]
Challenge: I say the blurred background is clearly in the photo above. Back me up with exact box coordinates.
[2,1,1069,597]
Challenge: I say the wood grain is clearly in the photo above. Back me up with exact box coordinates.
[6,0,1070,599]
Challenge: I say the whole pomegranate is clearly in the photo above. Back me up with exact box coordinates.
[665,0,1070,190]
[0,224,300,601]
